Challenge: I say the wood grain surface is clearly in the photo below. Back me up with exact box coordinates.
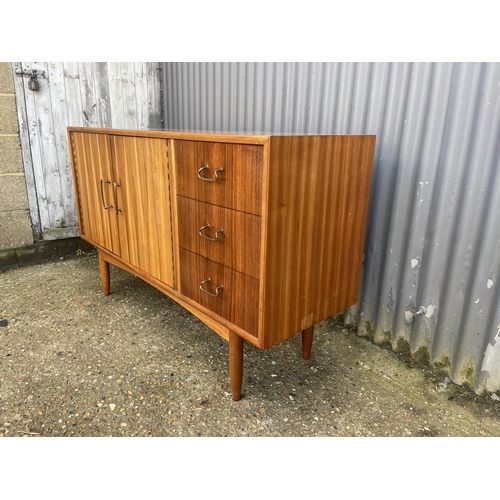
[68,127,270,144]
[70,131,174,288]
[261,135,375,348]
[177,196,261,280]
[69,132,121,255]
[70,128,376,352]
[179,248,259,338]
[174,140,263,215]
[111,135,174,287]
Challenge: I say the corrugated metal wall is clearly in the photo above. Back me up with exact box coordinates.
[163,62,500,395]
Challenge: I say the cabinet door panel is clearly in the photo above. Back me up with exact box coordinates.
[112,136,174,287]
[71,132,120,255]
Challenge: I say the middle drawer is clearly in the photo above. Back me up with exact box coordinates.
[177,196,261,280]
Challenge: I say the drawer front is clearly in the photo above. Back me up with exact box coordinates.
[174,140,263,215]
[180,249,259,338]
[177,196,261,280]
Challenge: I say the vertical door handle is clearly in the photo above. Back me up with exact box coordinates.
[113,182,122,214]
[100,179,113,210]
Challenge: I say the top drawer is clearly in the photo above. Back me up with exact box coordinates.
[174,140,263,215]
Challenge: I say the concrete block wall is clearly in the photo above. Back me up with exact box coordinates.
[0,62,34,250]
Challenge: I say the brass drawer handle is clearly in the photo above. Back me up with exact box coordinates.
[197,165,223,182]
[100,179,113,210]
[199,223,224,242]
[199,278,223,297]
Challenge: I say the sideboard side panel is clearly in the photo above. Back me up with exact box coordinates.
[262,135,375,348]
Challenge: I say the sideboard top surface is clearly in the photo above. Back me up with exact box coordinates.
[67,127,375,145]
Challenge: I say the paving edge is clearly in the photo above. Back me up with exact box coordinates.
[0,238,95,270]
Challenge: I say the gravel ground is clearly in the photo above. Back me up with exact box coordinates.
[1,249,500,438]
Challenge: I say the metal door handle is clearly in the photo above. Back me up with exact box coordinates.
[199,224,224,242]
[199,278,223,297]
[197,165,223,182]
[113,182,122,214]
[100,179,113,210]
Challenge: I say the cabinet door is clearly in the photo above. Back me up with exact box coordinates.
[112,135,174,287]
[71,132,121,255]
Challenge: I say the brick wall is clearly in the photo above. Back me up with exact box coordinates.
[0,63,33,250]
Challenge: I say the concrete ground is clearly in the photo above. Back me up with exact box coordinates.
[1,242,500,437]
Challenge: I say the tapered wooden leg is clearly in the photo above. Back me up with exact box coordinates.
[229,330,244,401]
[98,251,110,296]
[302,325,314,360]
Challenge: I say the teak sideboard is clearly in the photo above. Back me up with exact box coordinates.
[67,127,375,400]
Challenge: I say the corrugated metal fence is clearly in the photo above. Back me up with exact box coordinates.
[163,62,500,394]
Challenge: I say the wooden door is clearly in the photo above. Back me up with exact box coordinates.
[14,62,163,241]
[112,135,174,287]
[70,132,121,256]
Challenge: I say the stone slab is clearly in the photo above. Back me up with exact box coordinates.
[0,210,33,250]
[0,136,23,174]
[0,95,19,135]
[0,174,29,211]
[0,62,14,93]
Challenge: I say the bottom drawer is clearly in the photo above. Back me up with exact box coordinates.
[179,249,259,338]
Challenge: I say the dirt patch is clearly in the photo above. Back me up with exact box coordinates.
[1,251,500,437]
